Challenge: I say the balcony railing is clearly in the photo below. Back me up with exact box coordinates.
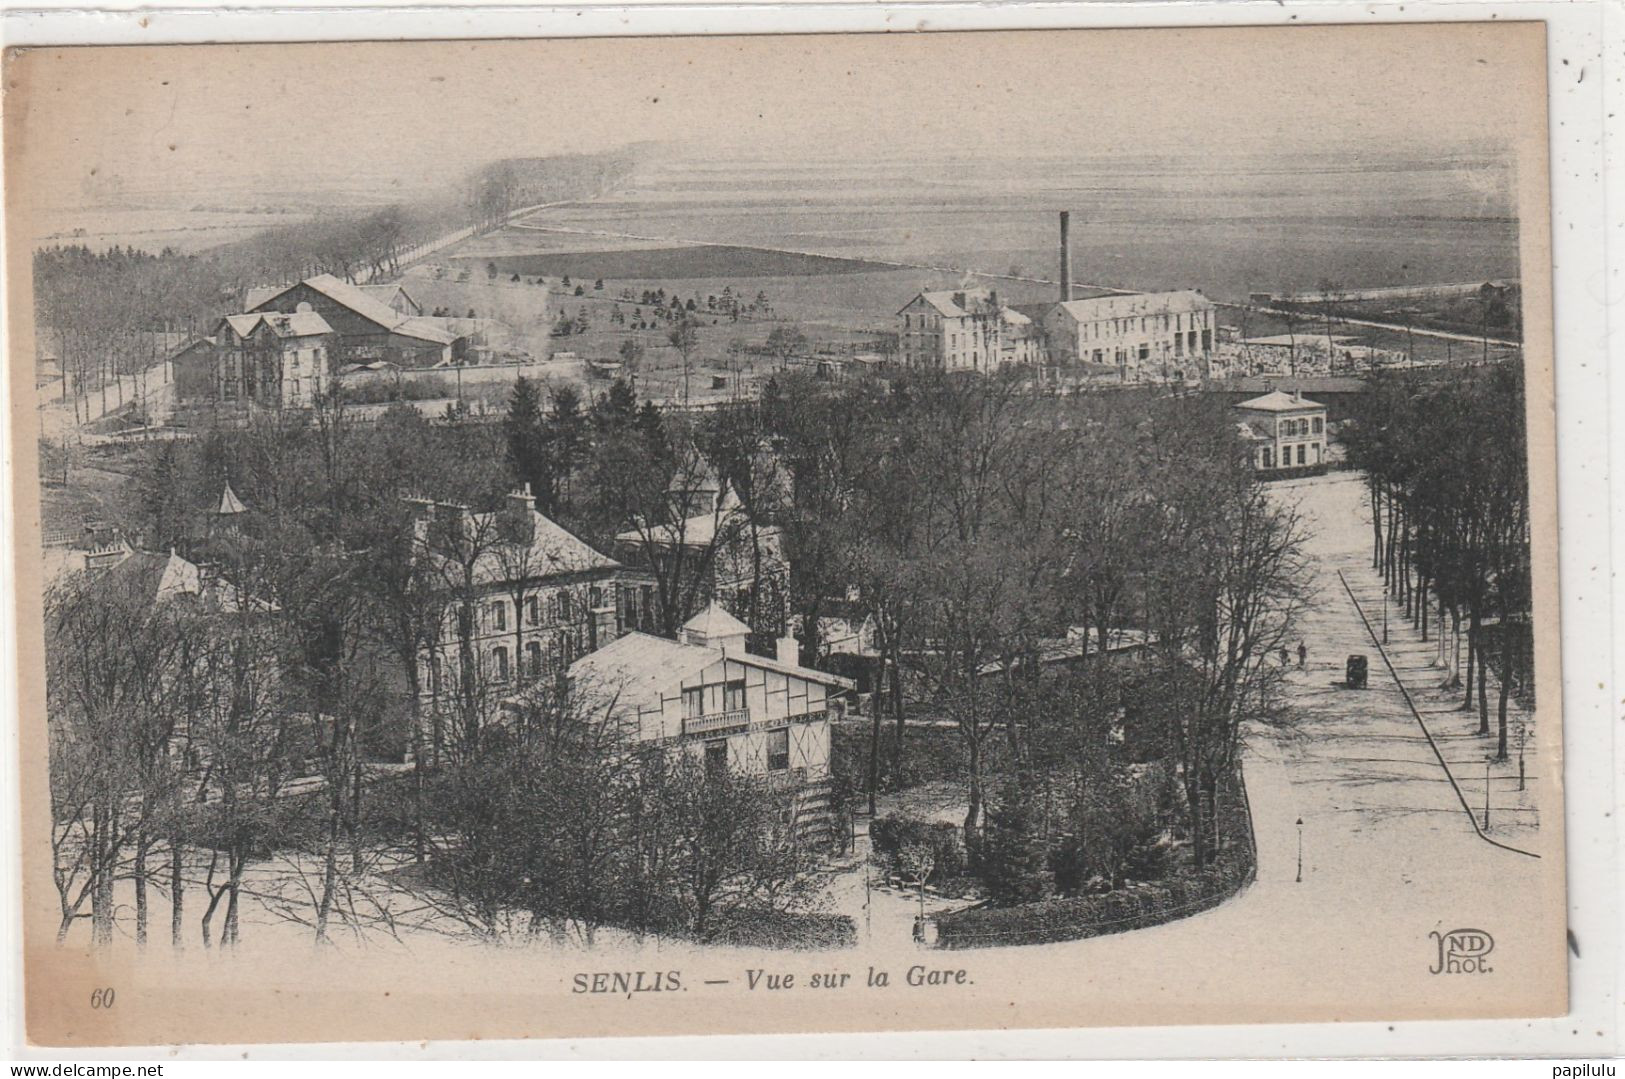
[682,708,750,737]
[751,707,829,731]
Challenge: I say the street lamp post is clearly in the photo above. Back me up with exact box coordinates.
[1295,818,1304,883]
[1383,590,1390,644]
[1518,723,1527,792]
[1483,759,1492,831]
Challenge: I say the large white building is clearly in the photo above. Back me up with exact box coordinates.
[1233,388,1328,472]
[897,288,1043,372]
[896,213,1219,382]
[1040,290,1217,381]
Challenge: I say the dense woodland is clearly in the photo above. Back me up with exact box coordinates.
[47,367,1314,948]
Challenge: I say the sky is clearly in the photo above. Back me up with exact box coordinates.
[3,24,1545,211]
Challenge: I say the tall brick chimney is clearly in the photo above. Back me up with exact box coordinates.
[1059,211,1072,303]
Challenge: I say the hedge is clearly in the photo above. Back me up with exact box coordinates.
[701,908,858,950]
[932,766,1257,949]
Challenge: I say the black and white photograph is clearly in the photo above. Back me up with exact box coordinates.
[3,23,1568,1047]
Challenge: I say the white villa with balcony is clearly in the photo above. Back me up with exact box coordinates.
[1233,387,1328,472]
[567,602,853,840]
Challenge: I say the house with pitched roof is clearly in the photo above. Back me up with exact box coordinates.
[568,602,852,839]
[1039,290,1217,380]
[897,287,1043,372]
[210,309,334,407]
[246,273,464,368]
[405,485,624,714]
[1233,388,1328,472]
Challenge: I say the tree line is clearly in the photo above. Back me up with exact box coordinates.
[1344,363,1531,760]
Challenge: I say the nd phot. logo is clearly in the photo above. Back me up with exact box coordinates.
[1429,928,1494,974]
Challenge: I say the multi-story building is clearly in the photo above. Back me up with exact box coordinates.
[407,486,623,712]
[247,274,463,368]
[897,288,1043,372]
[896,215,1219,383]
[212,310,334,408]
[1039,290,1217,381]
[568,602,853,843]
[1233,388,1328,472]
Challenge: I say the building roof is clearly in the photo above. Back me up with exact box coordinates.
[99,550,202,606]
[244,285,288,311]
[682,602,751,640]
[568,630,855,715]
[615,510,770,549]
[900,287,1004,319]
[261,311,333,337]
[1050,289,1212,323]
[393,316,459,346]
[569,632,722,713]
[250,275,456,345]
[217,484,249,515]
[1233,389,1326,413]
[165,335,216,360]
[220,310,332,340]
[358,282,419,310]
[1209,376,1368,396]
[1240,334,1360,347]
[432,506,619,586]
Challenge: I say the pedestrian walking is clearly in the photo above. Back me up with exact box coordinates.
[1298,641,1308,669]
[1279,647,1290,666]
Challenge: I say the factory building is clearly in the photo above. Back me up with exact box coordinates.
[897,211,1217,382]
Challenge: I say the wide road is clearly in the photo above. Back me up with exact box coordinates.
[872,471,1561,1027]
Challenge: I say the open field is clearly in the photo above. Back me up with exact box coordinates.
[484,153,1519,305]
[455,244,883,280]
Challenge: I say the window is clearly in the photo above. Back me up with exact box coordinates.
[491,646,510,683]
[1297,444,1307,466]
[724,679,746,713]
[527,596,540,625]
[559,591,573,621]
[1312,416,1324,434]
[705,740,728,775]
[526,641,542,677]
[488,601,506,631]
[1262,447,1274,468]
[767,728,790,771]
[684,687,705,720]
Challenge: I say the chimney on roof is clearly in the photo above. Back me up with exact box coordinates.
[508,483,536,515]
[776,635,800,667]
[1294,387,1304,402]
[502,484,537,544]
[1059,211,1072,303]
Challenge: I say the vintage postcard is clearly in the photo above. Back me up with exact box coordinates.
[4,24,1565,1048]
